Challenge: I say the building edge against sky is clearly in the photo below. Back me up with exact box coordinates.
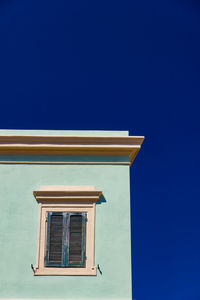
[0,130,144,300]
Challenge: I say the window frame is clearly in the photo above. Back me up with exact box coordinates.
[33,186,102,276]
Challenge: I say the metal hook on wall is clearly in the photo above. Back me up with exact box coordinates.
[97,264,102,275]
[31,264,35,273]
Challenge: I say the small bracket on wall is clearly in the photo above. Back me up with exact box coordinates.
[31,264,35,274]
[97,264,102,275]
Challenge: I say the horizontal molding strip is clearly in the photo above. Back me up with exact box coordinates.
[0,161,130,165]
[0,135,144,165]
[34,189,102,203]
[0,135,144,144]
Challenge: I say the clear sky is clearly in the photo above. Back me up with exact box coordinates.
[0,1,200,299]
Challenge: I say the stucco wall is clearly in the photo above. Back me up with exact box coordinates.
[0,131,132,300]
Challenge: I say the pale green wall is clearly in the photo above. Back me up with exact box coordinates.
[0,131,132,300]
[0,129,129,136]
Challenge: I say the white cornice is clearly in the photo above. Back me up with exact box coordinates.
[0,135,144,165]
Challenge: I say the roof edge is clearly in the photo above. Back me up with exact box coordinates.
[0,135,144,166]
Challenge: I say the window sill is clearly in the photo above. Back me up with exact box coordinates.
[34,266,97,276]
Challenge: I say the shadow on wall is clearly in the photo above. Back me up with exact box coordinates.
[96,194,107,205]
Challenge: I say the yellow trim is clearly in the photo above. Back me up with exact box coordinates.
[34,189,102,202]
[0,135,144,165]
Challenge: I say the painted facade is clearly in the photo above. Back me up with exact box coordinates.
[0,130,144,300]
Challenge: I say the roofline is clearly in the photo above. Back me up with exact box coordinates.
[0,135,144,165]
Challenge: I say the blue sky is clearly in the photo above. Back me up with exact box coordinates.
[0,1,200,299]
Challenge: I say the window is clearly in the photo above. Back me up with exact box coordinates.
[45,212,86,268]
[33,186,102,276]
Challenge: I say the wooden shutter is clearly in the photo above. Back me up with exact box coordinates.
[67,213,86,267]
[45,212,65,267]
[45,212,86,267]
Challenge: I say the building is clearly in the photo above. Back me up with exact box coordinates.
[0,130,144,300]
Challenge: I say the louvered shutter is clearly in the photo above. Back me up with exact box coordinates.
[45,212,65,267]
[45,212,86,267]
[67,213,86,267]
